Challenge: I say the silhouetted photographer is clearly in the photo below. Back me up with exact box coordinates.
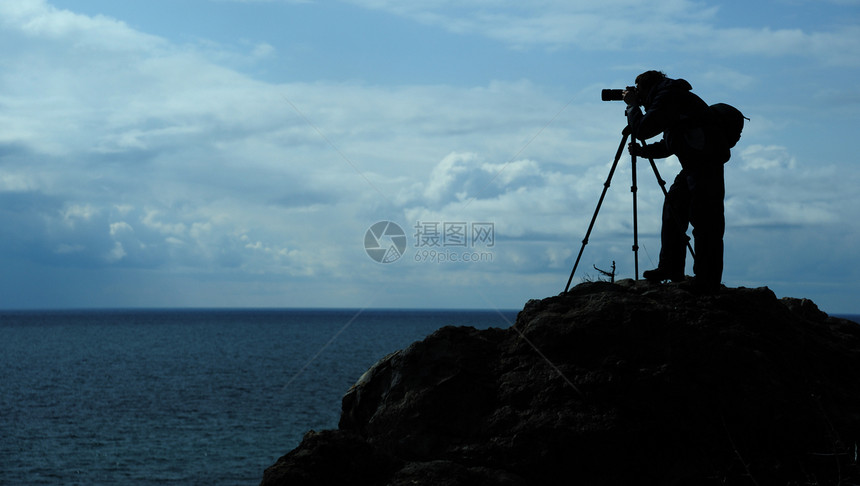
[624,71,729,294]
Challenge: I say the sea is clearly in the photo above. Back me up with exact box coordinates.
[0,308,519,486]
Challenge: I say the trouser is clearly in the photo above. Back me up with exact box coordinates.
[659,161,725,286]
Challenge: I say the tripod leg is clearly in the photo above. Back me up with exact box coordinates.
[644,154,696,260]
[564,131,629,293]
[631,153,639,280]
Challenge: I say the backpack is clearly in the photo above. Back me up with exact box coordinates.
[707,103,748,150]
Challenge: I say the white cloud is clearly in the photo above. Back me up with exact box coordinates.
[0,0,165,51]
[216,0,312,3]
[54,243,85,255]
[700,68,758,91]
[250,41,275,59]
[344,0,860,66]
[738,144,797,171]
[712,26,860,66]
[109,221,134,236]
[421,152,482,203]
[0,171,39,192]
[62,204,98,226]
[106,241,127,263]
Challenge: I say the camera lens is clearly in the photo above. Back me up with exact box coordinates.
[601,89,624,101]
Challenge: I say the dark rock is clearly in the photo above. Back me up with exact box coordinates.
[261,280,860,485]
[259,429,400,486]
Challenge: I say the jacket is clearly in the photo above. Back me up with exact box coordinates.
[626,78,730,165]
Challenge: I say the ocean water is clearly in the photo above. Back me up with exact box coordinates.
[0,308,518,485]
[834,314,860,324]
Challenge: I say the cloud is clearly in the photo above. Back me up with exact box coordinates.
[216,0,312,3]
[738,144,797,171]
[727,145,849,230]
[343,0,860,66]
[712,25,860,66]
[0,0,164,51]
[700,68,757,91]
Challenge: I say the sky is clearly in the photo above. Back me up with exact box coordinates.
[1,0,858,313]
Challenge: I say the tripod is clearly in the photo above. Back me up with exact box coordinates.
[563,127,695,293]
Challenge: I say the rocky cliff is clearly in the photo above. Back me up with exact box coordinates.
[261,280,860,485]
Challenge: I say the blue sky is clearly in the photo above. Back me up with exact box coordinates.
[1,0,858,312]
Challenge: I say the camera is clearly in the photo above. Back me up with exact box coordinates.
[601,86,635,102]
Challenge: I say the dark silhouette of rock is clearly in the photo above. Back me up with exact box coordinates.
[261,280,860,485]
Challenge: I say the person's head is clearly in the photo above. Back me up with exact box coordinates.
[634,70,667,105]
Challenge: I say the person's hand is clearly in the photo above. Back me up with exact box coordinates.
[628,142,642,156]
[623,88,638,106]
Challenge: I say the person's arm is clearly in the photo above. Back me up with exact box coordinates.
[625,88,673,141]
[629,140,672,159]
